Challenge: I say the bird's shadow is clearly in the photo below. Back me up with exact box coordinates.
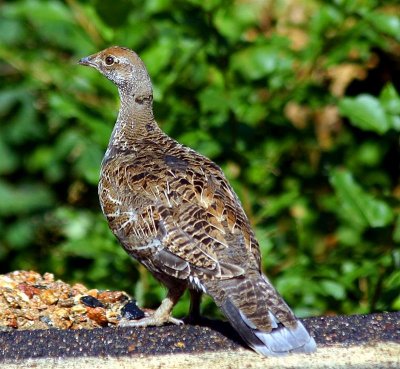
[183,316,248,349]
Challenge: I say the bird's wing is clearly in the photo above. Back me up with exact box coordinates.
[102,149,261,281]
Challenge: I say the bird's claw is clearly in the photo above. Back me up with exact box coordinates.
[119,314,183,327]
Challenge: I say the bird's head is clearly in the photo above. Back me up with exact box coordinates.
[78,46,152,101]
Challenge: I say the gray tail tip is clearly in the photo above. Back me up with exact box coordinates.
[253,320,317,357]
[221,297,316,357]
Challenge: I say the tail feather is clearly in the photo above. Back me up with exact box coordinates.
[222,297,316,356]
[254,316,316,353]
[206,275,317,357]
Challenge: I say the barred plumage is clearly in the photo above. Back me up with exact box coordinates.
[78,46,316,356]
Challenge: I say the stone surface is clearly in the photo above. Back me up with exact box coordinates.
[3,344,399,369]
[0,312,399,368]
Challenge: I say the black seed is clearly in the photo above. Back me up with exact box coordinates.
[80,295,105,308]
[121,300,145,320]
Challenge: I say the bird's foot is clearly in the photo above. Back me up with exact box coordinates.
[118,295,184,327]
[119,313,183,327]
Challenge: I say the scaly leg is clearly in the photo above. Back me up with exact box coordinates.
[119,286,185,327]
[185,289,202,324]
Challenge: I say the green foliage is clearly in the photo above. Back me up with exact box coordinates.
[0,0,399,318]
[331,169,393,229]
[339,84,400,133]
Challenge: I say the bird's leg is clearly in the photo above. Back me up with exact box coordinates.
[185,289,202,324]
[119,286,185,327]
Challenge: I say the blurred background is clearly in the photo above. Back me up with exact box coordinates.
[0,0,399,319]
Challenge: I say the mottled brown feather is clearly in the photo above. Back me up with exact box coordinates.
[99,142,256,281]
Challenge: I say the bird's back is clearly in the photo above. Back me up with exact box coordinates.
[99,132,262,280]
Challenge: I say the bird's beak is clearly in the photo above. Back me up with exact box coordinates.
[78,55,96,67]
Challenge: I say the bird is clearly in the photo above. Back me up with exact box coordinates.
[78,46,316,357]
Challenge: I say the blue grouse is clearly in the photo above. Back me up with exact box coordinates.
[78,46,316,357]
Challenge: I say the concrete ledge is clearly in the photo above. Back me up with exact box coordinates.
[0,312,399,368]
[3,343,399,369]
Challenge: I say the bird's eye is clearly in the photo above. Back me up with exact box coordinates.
[105,56,115,65]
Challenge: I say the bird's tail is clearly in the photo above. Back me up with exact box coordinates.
[205,273,316,357]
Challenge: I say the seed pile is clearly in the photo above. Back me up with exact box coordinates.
[0,270,144,330]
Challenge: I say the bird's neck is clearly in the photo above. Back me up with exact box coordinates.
[105,91,160,158]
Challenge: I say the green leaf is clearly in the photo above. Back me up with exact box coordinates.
[339,94,390,134]
[141,37,174,77]
[320,280,346,300]
[75,144,103,185]
[231,44,292,80]
[330,169,393,229]
[310,5,343,35]
[393,215,400,243]
[5,220,35,249]
[379,84,400,115]
[0,181,55,216]
[213,2,261,42]
[198,86,229,114]
[367,13,400,41]
[178,130,222,158]
[379,83,400,131]
[337,225,362,246]
[0,136,18,174]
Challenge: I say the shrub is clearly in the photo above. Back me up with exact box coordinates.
[0,0,399,317]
